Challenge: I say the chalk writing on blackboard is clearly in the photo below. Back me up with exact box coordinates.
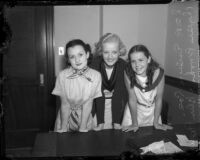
[174,91,199,121]
[174,43,183,76]
[175,18,182,37]
[184,6,197,23]
[168,2,199,82]
[183,48,199,82]
[173,6,198,44]
[184,7,198,44]
[174,91,186,117]
[174,42,199,82]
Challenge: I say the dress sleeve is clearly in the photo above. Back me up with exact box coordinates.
[52,72,64,97]
[91,72,102,99]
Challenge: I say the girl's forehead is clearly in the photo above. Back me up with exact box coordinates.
[68,45,85,52]
[130,51,147,58]
[102,41,119,47]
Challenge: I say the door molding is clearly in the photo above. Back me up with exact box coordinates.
[43,6,56,131]
[34,6,56,131]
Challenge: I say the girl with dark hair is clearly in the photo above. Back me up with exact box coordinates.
[122,44,173,132]
[52,39,102,132]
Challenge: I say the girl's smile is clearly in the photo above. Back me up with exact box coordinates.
[130,51,151,77]
[102,42,120,68]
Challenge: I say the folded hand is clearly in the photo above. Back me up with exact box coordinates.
[154,123,173,131]
[56,127,67,133]
[122,125,139,132]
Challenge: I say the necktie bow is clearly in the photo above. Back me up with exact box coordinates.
[67,67,92,82]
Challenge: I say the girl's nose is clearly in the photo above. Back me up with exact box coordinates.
[135,61,139,67]
[75,57,80,63]
[108,53,113,59]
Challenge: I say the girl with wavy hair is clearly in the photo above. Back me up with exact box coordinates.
[90,33,128,131]
[122,44,173,132]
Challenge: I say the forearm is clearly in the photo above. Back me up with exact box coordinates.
[80,99,93,129]
[153,97,162,125]
[60,104,70,129]
[129,101,138,126]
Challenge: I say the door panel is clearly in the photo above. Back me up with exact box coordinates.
[3,6,55,148]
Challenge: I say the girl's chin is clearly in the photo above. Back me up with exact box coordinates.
[73,65,87,70]
[136,72,146,77]
[104,62,116,68]
[135,70,143,75]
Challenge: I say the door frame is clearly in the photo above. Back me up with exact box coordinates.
[35,6,56,131]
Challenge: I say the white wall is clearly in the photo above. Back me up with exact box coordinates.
[103,4,168,65]
[54,5,168,75]
[54,6,100,75]
[103,5,139,58]
[138,4,168,67]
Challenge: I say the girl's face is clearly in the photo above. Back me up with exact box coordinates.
[102,41,120,68]
[67,45,89,70]
[130,51,151,77]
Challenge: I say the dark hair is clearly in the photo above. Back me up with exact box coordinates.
[125,44,160,88]
[65,39,93,67]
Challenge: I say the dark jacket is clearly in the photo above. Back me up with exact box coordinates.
[89,56,128,124]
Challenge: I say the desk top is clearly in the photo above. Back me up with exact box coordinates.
[32,123,200,157]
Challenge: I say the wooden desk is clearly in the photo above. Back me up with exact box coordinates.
[32,123,200,157]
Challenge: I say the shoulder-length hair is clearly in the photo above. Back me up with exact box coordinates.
[125,44,160,88]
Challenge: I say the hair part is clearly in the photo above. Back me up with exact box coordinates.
[65,39,93,67]
[94,33,126,57]
[125,44,160,88]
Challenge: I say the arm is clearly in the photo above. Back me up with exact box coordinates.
[153,70,173,131]
[153,71,164,126]
[122,71,139,132]
[53,72,70,133]
[79,99,93,132]
[79,71,102,131]
[59,96,70,132]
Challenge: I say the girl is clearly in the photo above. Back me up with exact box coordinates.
[90,33,128,131]
[52,39,102,133]
[122,44,173,132]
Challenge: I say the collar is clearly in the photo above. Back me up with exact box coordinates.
[67,66,92,82]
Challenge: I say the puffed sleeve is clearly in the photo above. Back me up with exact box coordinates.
[52,72,64,97]
[91,72,102,99]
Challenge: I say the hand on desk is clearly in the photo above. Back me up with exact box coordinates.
[56,128,68,133]
[122,125,139,132]
[153,123,173,131]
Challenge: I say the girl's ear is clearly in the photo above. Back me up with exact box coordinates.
[86,51,90,59]
[147,56,151,63]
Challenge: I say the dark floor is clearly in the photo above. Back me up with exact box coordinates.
[5,129,39,158]
[6,147,33,157]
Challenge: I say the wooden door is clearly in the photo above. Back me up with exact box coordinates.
[3,6,55,149]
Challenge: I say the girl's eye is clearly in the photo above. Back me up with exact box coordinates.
[131,60,136,63]
[69,55,74,59]
[78,54,83,57]
[112,51,118,54]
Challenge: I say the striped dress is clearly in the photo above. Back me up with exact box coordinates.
[52,67,102,132]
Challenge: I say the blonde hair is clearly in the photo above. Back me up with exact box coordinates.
[94,33,127,57]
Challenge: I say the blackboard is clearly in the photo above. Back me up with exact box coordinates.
[164,1,200,124]
[165,1,199,83]
[164,85,200,124]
